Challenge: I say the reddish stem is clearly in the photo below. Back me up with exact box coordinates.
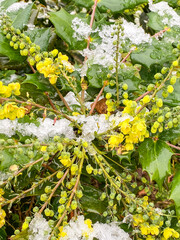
[89,84,106,115]
[166,142,180,151]
[135,90,151,102]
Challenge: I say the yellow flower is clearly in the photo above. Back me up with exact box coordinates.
[84,219,92,229]
[49,75,58,85]
[119,119,131,135]
[163,227,173,239]
[41,146,47,152]
[149,225,159,235]
[108,134,124,149]
[0,189,4,196]
[16,107,26,118]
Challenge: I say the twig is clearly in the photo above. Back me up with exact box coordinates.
[152,27,170,38]
[0,97,75,124]
[53,86,72,112]
[135,90,151,102]
[88,83,106,115]
[166,142,180,151]
[2,171,58,207]
[81,0,98,103]
[39,168,69,214]
[48,154,84,239]
[120,48,135,63]
[27,60,36,73]
[2,157,44,185]
[44,92,57,111]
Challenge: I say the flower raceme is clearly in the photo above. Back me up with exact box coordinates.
[36,52,74,85]
[0,81,20,97]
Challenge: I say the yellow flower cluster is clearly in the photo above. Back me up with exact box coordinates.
[108,116,148,152]
[0,188,6,229]
[36,51,74,85]
[0,81,20,97]
[59,152,72,167]
[123,99,138,116]
[132,197,179,240]
[0,102,26,120]
[106,99,116,116]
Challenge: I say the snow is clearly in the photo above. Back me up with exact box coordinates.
[148,0,180,27]
[72,17,92,41]
[60,215,131,240]
[0,112,132,142]
[29,214,51,240]
[6,2,30,12]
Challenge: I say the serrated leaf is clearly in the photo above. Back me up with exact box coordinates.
[159,126,180,143]
[138,139,173,189]
[7,3,34,30]
[131,39,175,68]
[170,168,180,217]
[97,0,148,13]
[25,28,51,51]
[22,72,54,92]
[49,9,87,50]
[87,64,108,88]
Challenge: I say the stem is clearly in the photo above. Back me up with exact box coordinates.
[0,97,75,124]
[88,83,106,115]
[135,90,151,102]
[53,85,72,112]
[44,92,57,111]
[39,168,69,214]
[2,171,58,206]
[116,26,120,105]
[27,60,36,73]
[2,157,44,185]
[48,154,84,239]
[81,0,98,103]
[62,72,86,114]
[120,48,135,64]
[135,58,179,115]
[166,142,180,151]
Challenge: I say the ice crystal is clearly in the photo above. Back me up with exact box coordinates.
[122,19,152,45]
[72,17,92,41]
[6,2,30,12]
[29,214,51,240]
[149,0,180,27]
[60,216,131,240]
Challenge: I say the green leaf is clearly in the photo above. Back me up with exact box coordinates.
[0,228,7,240]
[0,31,25,62]
[49,9,87,50]
[25,28,51,51]
[74,0,94,8]
[170,168,180,217]
[87,64,108,88]
[0,0,17,9]
[22,72,53,92]
[97,0,148,13]
[147,12,164,31]
[158,126,180,143]
[138,139,173,189]
[7,3,34,30]
[81,184,107,214]
[131,39,175,68]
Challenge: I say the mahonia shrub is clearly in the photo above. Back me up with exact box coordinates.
[0,0,180,240]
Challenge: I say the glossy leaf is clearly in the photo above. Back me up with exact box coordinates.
[7,3,34,30]
[87,64,108,88]
[159,126,180,143]
[49,8,87,50]
[22,72,53,92]
[74,0,93,8]
[0,31,25,62]
[131,39,175,68]
[25,28,51,51]
[81,184,107,214]
[138,139,173,189]
[170,168,180,217]
[97,0,148,13]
